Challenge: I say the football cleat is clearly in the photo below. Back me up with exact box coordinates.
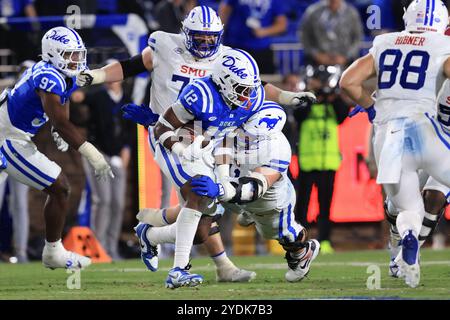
[134,223,159,272]
[236,212,255,227]
[395,230,420,288]
[42,247,91,270]
[165,266,203,289]
[216,267,256,282]
[388,239,402,278]
[285,239,320,282]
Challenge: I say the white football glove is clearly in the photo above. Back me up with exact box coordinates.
[78,142,114,180]
[76,69,106,87]
[179,135,215,168]
[51,127,69,152]
[279,90,317,107]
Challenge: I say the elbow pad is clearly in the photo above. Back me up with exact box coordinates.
[119,54,147,78]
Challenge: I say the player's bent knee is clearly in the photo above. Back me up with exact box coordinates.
[423,190,447,215]
[45,174,71,198]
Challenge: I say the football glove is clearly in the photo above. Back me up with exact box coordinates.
[122,103,159,127]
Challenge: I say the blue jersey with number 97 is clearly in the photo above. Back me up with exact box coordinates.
[6,61,77,135]
[178,77,265,138]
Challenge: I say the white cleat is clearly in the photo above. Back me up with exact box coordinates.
[42,247,91,270]
[285,239,320,282]
[395,230,420,288]
[216,267,256,282]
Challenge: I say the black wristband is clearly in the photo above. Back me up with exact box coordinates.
[119,54,147,78]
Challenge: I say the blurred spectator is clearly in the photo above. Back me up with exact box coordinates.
[293,65,349,254]
[0,0,40,61]
[72,65,133,260]
[299,0,363,67]
[154,0,196,33]
[219,0,288,74]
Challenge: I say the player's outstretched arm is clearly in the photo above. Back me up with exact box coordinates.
[339,53,376,108]
[40,91,113,180]
[263,82,316,107]
[76,47,153,87]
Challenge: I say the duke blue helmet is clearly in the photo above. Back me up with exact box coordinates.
[212,48,261,108]
[41,26,87,78]
[182,6,224,59]
[403,0,449,34]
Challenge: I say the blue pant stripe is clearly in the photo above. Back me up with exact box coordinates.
[426,113,450,150]
[286,204,297,241]
[6,140,55,183]
[159,144,183,187]
[171,153,192,181]
[278,209,284,241]
[0,146,48,188]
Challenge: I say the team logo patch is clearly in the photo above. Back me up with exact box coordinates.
[258,116,282,130]
[208,116,217,121]
[46,30,70,44]
[174,47,184,54]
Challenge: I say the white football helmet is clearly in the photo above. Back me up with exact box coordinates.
[237,102,287,149]
[212,48,261,108]
[403,0,449,34]
[182,6,224,59]
[41,26,87,78]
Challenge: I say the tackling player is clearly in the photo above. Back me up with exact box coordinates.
[76,6,315,283]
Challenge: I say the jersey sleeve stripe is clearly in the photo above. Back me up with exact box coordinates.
[270,159,290,166]
[197,80,213,113]
[424,0,430,25]
[430,0,435,26]
[262,164,287,172]
[32,70,66,91]
[192,82,209,113]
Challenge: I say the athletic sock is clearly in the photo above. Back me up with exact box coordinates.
[173,207,202,269]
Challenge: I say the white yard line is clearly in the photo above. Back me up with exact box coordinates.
[92,260,450,273]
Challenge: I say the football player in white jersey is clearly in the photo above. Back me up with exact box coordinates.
[76,5,315,284]
[340,0,450,288]
[0,27,113,270]
[134,102,321,282]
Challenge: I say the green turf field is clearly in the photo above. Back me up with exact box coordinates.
[0,248,449,300]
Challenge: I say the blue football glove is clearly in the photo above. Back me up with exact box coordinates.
[0,151,7,170]
[191,176,223,199]
[348,104,376,123]
[121,103,159,127]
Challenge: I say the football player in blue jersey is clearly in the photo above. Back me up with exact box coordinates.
[148,48,263,288]
[0,26,113,270]
[76,5,316,286]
